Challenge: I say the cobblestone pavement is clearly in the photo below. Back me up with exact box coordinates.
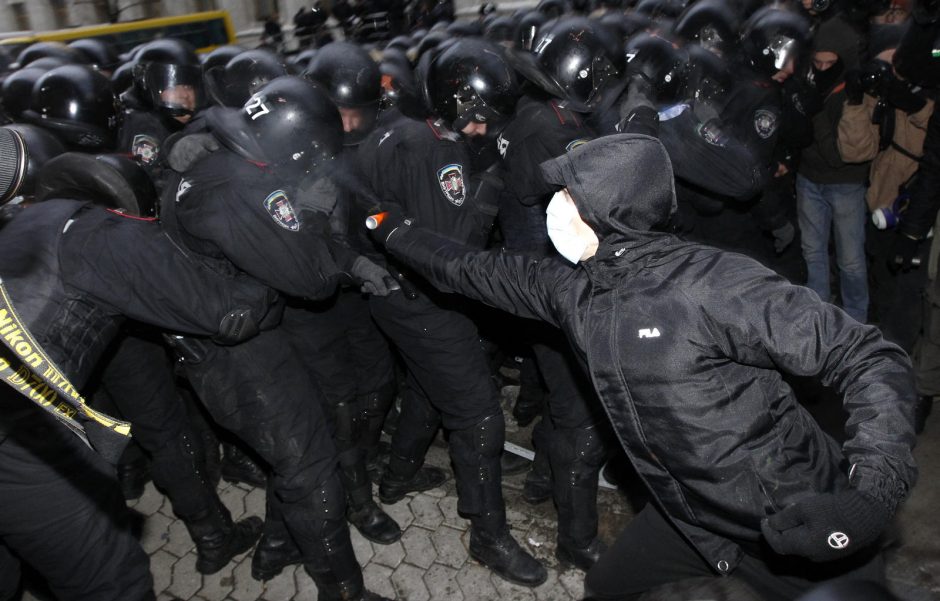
[22,387,940,601]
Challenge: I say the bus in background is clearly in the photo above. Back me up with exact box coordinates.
[0,10,236,56]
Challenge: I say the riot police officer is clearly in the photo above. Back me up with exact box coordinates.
[160,76,390,601]
[0,126,278,601]
[356,38,548,587]
[117,39,205,188]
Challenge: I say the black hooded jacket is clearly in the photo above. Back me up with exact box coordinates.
[383,134,917,573]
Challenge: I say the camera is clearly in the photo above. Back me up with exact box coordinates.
[812,0,832,12]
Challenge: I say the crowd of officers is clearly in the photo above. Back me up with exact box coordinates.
[0,0,935,599]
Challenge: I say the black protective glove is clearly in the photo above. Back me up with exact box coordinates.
[365,203,413,247]
[350,256,400,296]
[618,75,655,124]
[889,232,923,272]
[844,69,865,105]
[167,133,220,172]
[295,174,339,216]
[761,489,892,562]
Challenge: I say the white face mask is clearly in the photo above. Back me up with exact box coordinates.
[546,190,599,264]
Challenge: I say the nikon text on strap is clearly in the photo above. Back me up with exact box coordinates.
[0,277,131,462]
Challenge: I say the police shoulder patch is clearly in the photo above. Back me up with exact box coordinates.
[263,190,301,231]
[132,134,160,165]
[754,109,778,139]
[437,164,466,206]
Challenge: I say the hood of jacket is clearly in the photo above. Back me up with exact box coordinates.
[538,134,677,244]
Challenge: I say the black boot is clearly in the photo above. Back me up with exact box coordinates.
[184,503,263,575]
[251,526,303,581]
[378,458,447,504]
[915,395,934,434]
[301,519,392,601]
[469,514,547,587]
[378,391,446,504]
[556,537,607,571]
[347,481,402,544]
[523,448,553,504]
[451,414,547,586]
[221,441,268,488]
[551,425,606,572]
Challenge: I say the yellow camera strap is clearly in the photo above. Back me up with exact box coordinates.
[0,277,131,461]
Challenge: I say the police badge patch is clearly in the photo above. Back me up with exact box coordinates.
[132,134,160,165]
[263,190,300,231]
[437,164,466,206]
[753,110,778,139]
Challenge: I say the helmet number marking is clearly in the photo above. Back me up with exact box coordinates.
[245,96,271,121]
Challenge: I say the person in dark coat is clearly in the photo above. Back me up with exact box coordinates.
[369,133,917,601]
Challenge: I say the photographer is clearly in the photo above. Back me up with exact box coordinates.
[837,24,934,347]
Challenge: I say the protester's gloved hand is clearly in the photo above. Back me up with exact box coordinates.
[351,256,400,297]
[365,203,413,246]
[167,133,219,172]
[761,490,891,562]
[844,69,865,105]
[771,221,795,254]
[890,232,922,272]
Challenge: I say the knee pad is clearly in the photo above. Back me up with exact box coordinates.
[331,399,364,448]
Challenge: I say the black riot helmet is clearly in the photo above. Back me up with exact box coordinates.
[380,56,427,119]
[0,124,66,203]
[15,42,84,69]
[598,12,653,44]
[1,67,49,121]
[515,10,548,51]
[202,45,246,72]
[206,76,342,177]
[110,60,136,95]
[685,43,732,106]
[531,16,627,111]
[537,0,570,19]
[305,42,382,144]
[673,0,737,56]
[386,35,413,52]
[68,38,120,73]
[424,38,520,132]
[483,16,517,45]
[206,48,287,108]
[22,65,117,151]
[132,39,205,120]
[635,0,687,18]
[624,32,689,104]
[36,152,157,216]
[740,7,810,80]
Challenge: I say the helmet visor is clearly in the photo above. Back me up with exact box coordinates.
[145,63,205,117]
[768,35,799,72]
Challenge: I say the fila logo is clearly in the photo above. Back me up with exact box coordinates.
[638,328,661,339]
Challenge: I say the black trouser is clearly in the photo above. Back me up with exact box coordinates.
[282,291,397,507]
[529,323,607,549]
[370,289,504,521]
[0,400,154,601]
[95,332,215,519]
[584,504,885,601]
[174,328,359,585]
